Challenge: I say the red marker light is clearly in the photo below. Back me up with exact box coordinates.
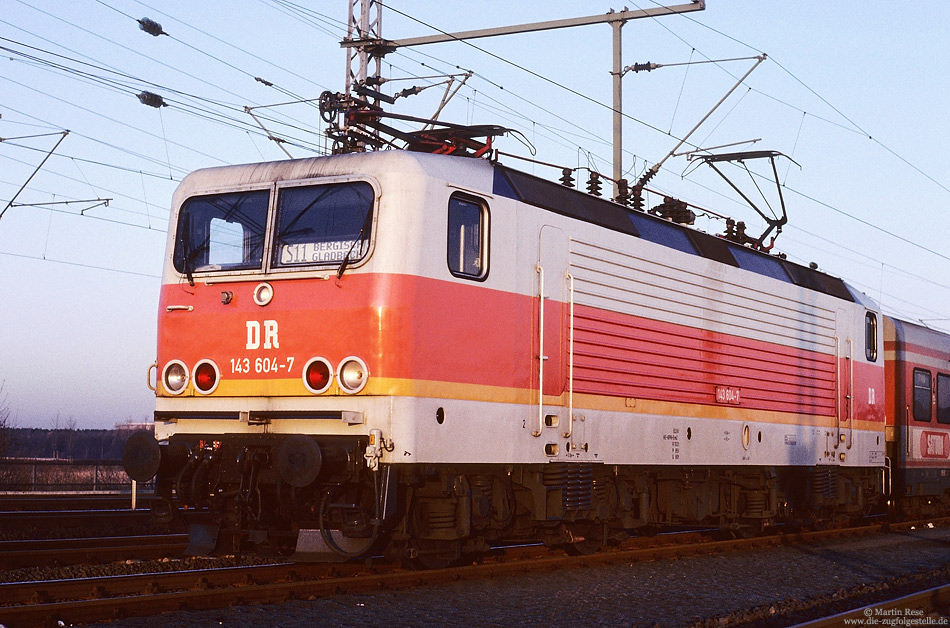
[194,361,219,394]
[303,357,333,394]
[307,361,330,389]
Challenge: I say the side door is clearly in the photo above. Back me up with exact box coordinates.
[835,308,854,456]
[536,225,593,458]
[538,225,568,400]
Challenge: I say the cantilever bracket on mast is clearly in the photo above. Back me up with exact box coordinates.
[244,105,294,159]
[632,54,767,205]
[340,0,705,172]
[0,130,69,222]
[10,198,113,215]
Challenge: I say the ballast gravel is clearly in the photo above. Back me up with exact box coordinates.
[31,526,950,627]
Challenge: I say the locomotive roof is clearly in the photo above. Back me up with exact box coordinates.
[175,150,872,307]
[490,160,868,307]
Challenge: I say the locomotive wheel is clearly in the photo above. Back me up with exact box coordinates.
[317,488,381,559]
[319,527,379,558]
[405,538,463,570]
[561,537,603,556]
[274,535,298,557]
[559,523,608,556]
[635,525,660,538]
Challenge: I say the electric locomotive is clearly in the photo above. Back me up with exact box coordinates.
[121,146,892,564]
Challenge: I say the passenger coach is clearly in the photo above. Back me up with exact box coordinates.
[885,317,950,518]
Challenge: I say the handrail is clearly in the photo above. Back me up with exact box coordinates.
[884,455,892,497]
[563,272,575,440]
[146,361,157,392]
[533,263,544,437]
[834,335,840,450]
[906,405,912,456]
[847,337,854,449]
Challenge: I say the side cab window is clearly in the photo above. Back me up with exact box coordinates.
[864,312,878,362]
[447,193,489,280]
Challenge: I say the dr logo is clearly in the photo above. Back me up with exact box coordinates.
[246,320,279,350]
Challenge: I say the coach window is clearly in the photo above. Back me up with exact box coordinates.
[447,194,489,280]
[864,312,878,362]
[913,368,933,422]
[938,373,950,424]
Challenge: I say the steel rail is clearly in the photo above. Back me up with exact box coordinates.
[4,519,948,628]
[0,534,188,569]
[0,493,155,512]
[789,583,950,627]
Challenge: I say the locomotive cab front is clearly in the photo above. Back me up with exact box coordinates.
[128,152,441,558]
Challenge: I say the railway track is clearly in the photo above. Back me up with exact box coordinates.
[0,534,189,569]
[3,520,944,628]
[790,583,950,627]
[0,493,151,513]
[1,509,156,536]
[0,492,178,543]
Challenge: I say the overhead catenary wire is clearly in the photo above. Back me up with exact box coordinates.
[6,3,326,144]
[0,154,171,224]
[0,62,327,162]
[380,2,678,141]
[1,1,946,326]
[94,0,329,111]
[0,248,161,278]
[632,0,950,197]
[1,102,191,178]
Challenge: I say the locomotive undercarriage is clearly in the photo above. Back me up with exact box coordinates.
[887,467,950,521]
[146,433,883,565]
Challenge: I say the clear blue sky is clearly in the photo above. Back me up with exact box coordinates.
[2,1,948,429]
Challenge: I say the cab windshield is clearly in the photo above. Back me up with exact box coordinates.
[173,190,269,273]
[273,182,374,267]
[172,181,374,275]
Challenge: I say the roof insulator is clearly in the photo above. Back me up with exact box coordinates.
[137,17,166,37]
[559,168,575,188]
[615,178,630,205]
[586,172,602,197]
[137,91,167,108]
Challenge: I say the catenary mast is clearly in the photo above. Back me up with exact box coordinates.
[341,1,706,197]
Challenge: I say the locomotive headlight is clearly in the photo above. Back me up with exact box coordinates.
[337,356,368,394]
[162,360,189,395]
[193,360,220,394]
[302,357,333,394]
[253,282,274,306]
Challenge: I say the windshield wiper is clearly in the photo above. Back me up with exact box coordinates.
[336,209,374,280]
[179,213,195,287]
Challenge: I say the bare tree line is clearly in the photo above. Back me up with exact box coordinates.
[0,381,11,457]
